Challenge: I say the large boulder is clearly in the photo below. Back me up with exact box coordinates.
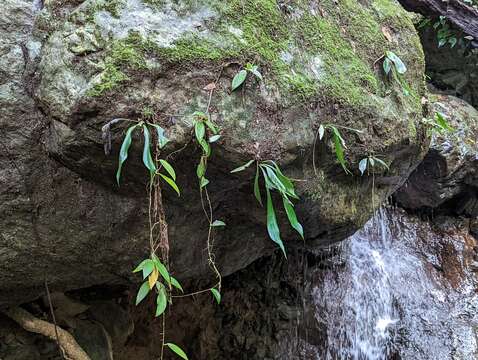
[395,94,478,216]
[1,0,428,305]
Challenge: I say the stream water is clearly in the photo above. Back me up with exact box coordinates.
[311,208,478,360]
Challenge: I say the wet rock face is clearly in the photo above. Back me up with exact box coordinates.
[1,0,429,305]
[395,95,478,216]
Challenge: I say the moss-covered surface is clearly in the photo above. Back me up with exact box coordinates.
[84,0,424,108]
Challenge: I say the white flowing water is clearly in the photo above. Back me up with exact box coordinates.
[311,208,478,360]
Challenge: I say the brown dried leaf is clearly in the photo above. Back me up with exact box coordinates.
[203,82,216,91]
[381,26,393,42]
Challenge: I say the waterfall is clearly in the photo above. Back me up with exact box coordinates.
[311,208,478,360]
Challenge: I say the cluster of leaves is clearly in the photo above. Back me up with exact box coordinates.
[133,255,187,359]
[422,111,455,136]
[418,16,474,49]
[358,156,389,176]
[231,160,303,257]
[231,63,263,91]
[382,51,411,96]
[115,121,180,195]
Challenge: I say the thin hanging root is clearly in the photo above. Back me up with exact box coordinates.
[2,307,90,360]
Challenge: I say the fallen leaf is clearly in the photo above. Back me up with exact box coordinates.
[203,83,216,91]
[381,26,393,42]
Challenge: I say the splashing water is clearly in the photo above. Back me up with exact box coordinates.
[312,208,478,360]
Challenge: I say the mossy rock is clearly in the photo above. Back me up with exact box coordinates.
[34,0,429,279]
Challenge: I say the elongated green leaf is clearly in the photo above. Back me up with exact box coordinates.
[195,121,205,142]
[155,285,167,317]
[262,165,287,194]
[135,281,150,305]
[150,124,169,148]
[159,159,176,181]
[170,277,183,292]
[133,259,148,273]
[116,124,139,185]
[209,135,221,143]
[435,112,454,132]
[153,256,172,286]
[211,220,226,227]
[373,158,390,170]
[199,139,211,157]
[165,343,188,360]
[210,288,221,304]
[266,188,286,258]
[197,160,206,179]
[264,161,299,199]
[205,119,218,135]
[359,158,368,176]
[386,51,407,74]
[232,69,247,91]
[230,159,255,173]
[142,259,154,279]
[319,124,325,140]
[383,58,392,75]
[254,165,262,206]
[282,196,304,239]
[142,126,156,175]
[159,173,181,196]
[331,128,350,174]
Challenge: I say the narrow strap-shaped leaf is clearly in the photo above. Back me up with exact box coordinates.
[205,119,218,135]
[210,288,221,304]
[263,161,299,199]
[170,277,184,292]
[133,259,149,273]
[232,69,247,91]
[331,129,350,174]
[266,188,286,258]
[159,159,176,181]
[254,164,262,206]
[195,121,205,142]
[142,126,156,175]
[135,281,150,305]
[153,256,172,286]
[159,173,181,196]
[263,165,287,194]
[231,159,255,173]
[282,196,304,239]
[209,135,221,143]
[319,124,325,140]
[155,285,168,317]
[165,343,188,360]
[116,124,139,185]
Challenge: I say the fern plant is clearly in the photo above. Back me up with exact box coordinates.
[231,160,303,257]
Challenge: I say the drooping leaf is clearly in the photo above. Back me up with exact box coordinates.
[205,119,218,134]
[373,158,390,170]
[142,126,156,175]
[266,188,286,257]
[153,256,172,286]
[209,135,221,143]
[232,69,247,91]
[210,288,221,304]
[200,177,209,188]
[262,165,287,194]
[383,57,392,75]
[386,51,407,74]
[331,128,350,174]
[211,220,226,227]
[159,173,181,196]
[435,112,454,132]
[369,157,375,167]
[148,267,159,289]
[116,124,139,185]
[264,161,299,199]
[230,159,255,173]
[150,124,169,148]
[194,121,205,142]
[199,139,211,157]
[159,159,176,181]
[170,277,183,293]
[155,285,167,317]
[135,281,150,305]
[196,159,206,179]
[282,196,304,239]
[254,165,262,206]
[142,259,155,279]
[359,158,368,176]
[133,259,149,273]
[165,343,189,360]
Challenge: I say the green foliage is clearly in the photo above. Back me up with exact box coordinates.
[231,63,263,91]
[418,16,473,49]
[382,51,410,96]
[422,112,455,136]
[165,343,189,360]
[210,288,221,304]
[231,160,303,257]
[358,155,390,176]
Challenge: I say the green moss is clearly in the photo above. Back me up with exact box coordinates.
[87,63,128,97]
